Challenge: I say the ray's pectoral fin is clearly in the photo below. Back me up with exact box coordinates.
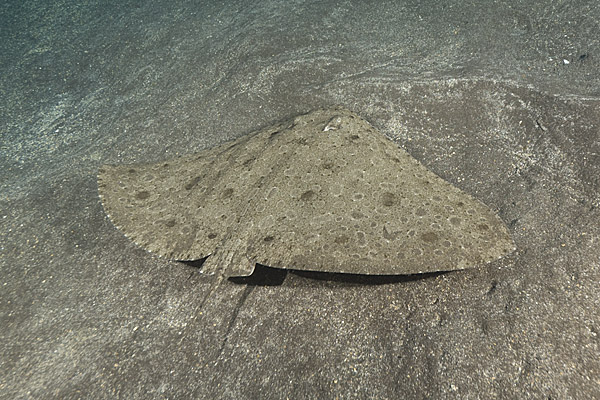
[202,239,256,278]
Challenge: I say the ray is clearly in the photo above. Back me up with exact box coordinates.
[98,108,515,277]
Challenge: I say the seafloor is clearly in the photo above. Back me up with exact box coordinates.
[1,1,599,398]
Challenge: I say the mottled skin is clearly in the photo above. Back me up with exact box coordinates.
[98,108,515,277]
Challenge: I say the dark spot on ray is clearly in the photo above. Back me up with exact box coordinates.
[415,207,427,216]
[165,219,177,228]
[223,188,234,198]
[128,168,136,174]
[135,191,150,200]
[208,233,217,239]
[449,217,461,225]
[263,235,275,242]
[334,235,350,244]
[381,192,396,207]
[185,176,202,190]
[300,190,316,201]
[351,211,364,219]
[421,232,439,243]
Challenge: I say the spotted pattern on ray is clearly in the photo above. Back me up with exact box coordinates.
[98,108,515,277]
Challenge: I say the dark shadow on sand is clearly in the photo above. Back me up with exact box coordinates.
[183,259,452,287]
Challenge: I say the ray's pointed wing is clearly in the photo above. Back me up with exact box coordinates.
[239,109,515,275]
[97,116,296,263]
